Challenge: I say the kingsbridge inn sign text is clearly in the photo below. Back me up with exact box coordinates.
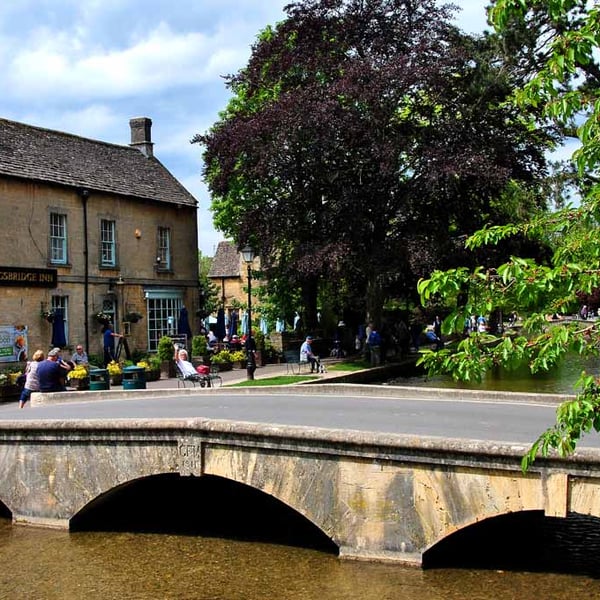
[0,267,57,287]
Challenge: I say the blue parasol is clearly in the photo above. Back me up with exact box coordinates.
[215,307,227,341]
[51,308,66,347]
[178,306,192,342]
[241,311,249,335]
[260,317,268,335]
[229,310,238,337]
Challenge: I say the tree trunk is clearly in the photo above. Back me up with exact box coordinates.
[301,278,319,331]
[365,272,384,327]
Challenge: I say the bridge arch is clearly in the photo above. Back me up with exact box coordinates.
[70,472,338,553]
[423,509,600,575]
[0,499,11,520]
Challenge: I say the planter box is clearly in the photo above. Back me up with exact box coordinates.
[212,362,233,372]
[145,369,161,382]
[69,378,90,391]
[0,384,21,402]
[160,361,176,379]
[110,374,123,386]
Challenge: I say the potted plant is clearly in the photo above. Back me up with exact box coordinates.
[210,349,234,371]
[0,371,22,401]
[94,311,112,325]
[124,312,143,324]
[137,357,161,382]
[40,308,56,323]
[67,364,90,391]
[157,335,175,378]
[253,331,267,366]
[230,349,246,369]
[107,360,123,386]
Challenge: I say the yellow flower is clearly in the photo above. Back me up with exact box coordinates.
[107,360,122,376]
[67,365,89,380]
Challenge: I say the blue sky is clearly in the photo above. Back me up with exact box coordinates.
[0,1,491,255]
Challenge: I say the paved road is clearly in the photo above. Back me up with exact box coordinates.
[0,384,595,449]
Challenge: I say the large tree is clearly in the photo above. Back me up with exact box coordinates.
[196,0,550,329]
[417,0,600,470]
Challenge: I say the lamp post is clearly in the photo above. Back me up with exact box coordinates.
[241,245,256,380]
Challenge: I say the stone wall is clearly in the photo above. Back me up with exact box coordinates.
[0,417,598,564]
[0,178,198,357]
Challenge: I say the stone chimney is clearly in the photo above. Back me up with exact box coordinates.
[129,117,154,157]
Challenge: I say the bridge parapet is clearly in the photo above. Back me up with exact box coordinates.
[0,418,598,565]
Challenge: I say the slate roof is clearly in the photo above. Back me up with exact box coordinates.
[208,241,241,278]
[0,117,197,207]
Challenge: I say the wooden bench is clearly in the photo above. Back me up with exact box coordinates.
[284,350,309,374]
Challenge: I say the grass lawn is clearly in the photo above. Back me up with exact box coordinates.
[327,360,370,372]
[229,375,318,387]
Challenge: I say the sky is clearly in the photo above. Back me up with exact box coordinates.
[0,1,492,256]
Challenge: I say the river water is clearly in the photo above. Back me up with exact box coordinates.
[388,354,598,394]
[4,358,600,599]
[2,517,600,599]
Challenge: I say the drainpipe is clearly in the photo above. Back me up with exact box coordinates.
[78,188,90,352]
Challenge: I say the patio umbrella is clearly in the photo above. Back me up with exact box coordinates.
[215,307,227,341]
[177,306,192,342]
[229,311,238,337]
[51,308,66,348]
[260,317,268,335]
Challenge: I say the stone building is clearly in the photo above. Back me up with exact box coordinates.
[208,241,260,333]
[0,116,199,362]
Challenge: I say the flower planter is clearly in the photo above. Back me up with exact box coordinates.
[0,384,21,402]
[145,369,161,382]
[160,360,176,379]
[110,374,123,386]
[212,362,233,372]
[69,377,90,391]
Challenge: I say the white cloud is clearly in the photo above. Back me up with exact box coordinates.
[0,0,494,256]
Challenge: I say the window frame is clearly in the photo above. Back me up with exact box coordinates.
[100,218,118,268]
[49,212,68,265]
[156,226,172,271]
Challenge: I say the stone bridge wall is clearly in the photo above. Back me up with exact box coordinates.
[0,419,599,565]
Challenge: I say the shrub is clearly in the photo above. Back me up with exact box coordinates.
[192,335,208,356]
[157,336,174,361]
[211,350,234,364]
[230,350,246,363]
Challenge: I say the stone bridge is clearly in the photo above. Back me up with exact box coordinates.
[1,416,599,565]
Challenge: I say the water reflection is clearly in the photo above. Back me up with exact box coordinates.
[2,518,600,599]
[390,354,600,394]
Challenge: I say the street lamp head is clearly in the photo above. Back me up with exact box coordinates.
[240,245,255,264]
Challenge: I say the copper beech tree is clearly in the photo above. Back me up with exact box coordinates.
[196,0,551,329]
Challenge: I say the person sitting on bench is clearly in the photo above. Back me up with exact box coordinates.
[300,335,321,373]
[174,345,204,378]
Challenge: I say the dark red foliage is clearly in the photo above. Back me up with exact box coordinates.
[196,0,551,320]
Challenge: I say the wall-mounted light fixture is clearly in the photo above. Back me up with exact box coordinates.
[135,229,142,239]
